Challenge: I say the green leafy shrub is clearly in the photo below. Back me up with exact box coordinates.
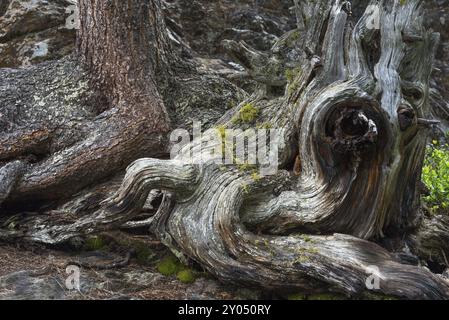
[422,140,449,212]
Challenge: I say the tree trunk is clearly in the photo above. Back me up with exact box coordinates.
[0,0,174,207]
[1,0,449,299]
[77,0,175,104]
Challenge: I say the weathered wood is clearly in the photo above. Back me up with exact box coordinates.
[0,159,198,243]
[1,0,448,299]
[98,0,447,299]
[410,214,449,269]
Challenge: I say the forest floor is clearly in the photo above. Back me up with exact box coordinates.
[0,232,261,300]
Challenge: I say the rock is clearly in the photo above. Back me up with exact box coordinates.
[163,0,295,57]
[122,271,164,289]
[0,270,66,300]
[184,278,222,300]
[0,236,265,300]
[0,0,76,67]
[183,277,262,300]
[0,0,295,68]
[93,270,164,293]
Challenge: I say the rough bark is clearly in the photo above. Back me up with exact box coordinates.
[1,0,449,300]
[77,0,175,103]
[0,0,173,209]
[0,0,241,210]
[409,214,449,269]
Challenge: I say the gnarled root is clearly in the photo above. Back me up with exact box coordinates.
[1,0,448,300]
[81,158,449,299]
[0,159,198,244]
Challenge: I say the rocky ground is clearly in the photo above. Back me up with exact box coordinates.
[0,232,266,300]
[1,0,449,300]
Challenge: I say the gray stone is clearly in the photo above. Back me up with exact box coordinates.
[0,270,66,300]
[0,0,76,67]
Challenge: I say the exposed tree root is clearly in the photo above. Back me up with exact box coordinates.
[66,250,133,270]
[1,0,448,300]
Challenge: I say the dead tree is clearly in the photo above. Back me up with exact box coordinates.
[1,0,449,299]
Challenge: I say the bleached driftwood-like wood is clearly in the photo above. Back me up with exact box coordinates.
[101,0,448,299]
[1,0,448,299]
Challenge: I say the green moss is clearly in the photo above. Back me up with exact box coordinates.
[287,79,300,95]
[399,0,407,5]
[227,100,237,110]
[216,125,228,155]
[285,67,302,83]
[298,247,319,254]
[288,293,307,300]
[287,30,300,46]
[293,246,319,264]
[261,61,284,80]
[251,172,261,181]
[157,255,184,276]
[241,183,250,194]
[256,122,273,129]
[157,255,198,284]
[216,125,226,138]
[234,103,259,124]
[308,293,346,300]
[298,234,314,243]
[176,269,196,284]
[237,162,257,172]
[84,235,107,251]
[112,236,156,265]
[286,66,303,96]
[294,256,310,264]
[362,292,399,300]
